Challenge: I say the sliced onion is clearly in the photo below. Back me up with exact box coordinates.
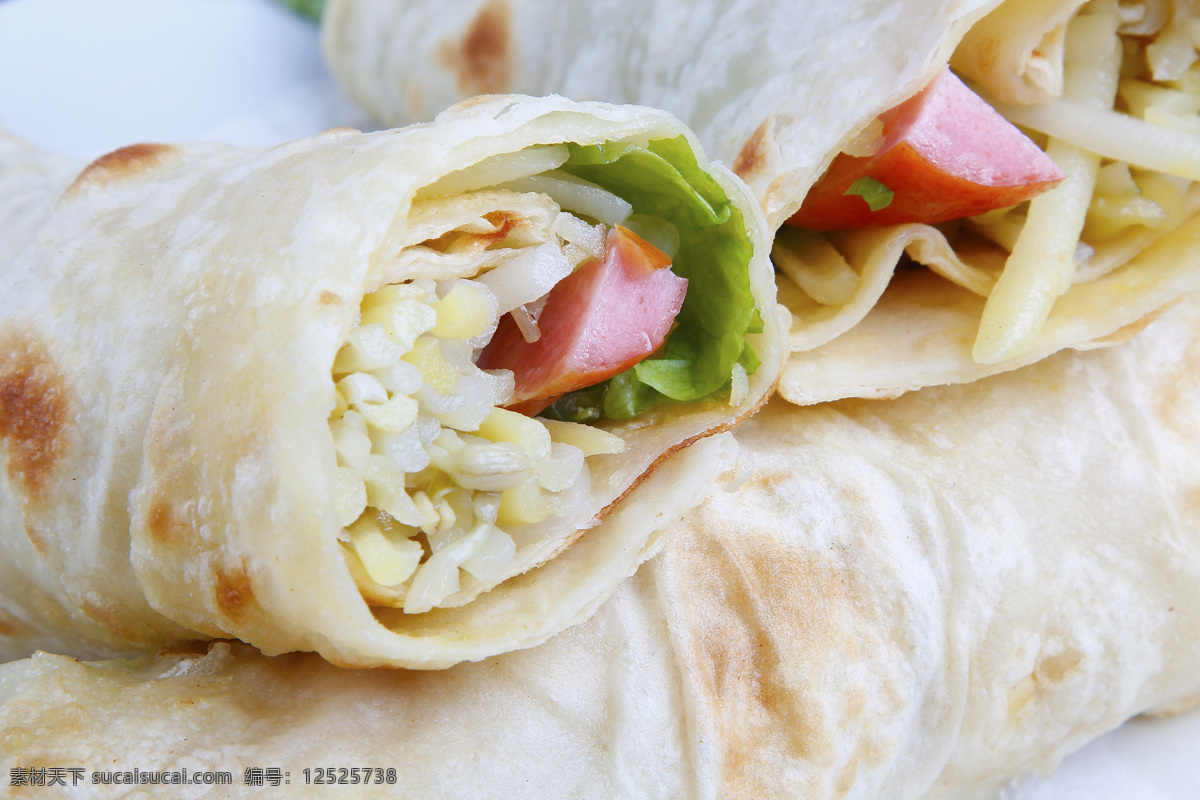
[477,368,515,406]
[510,305,542,343]
[537,442,585,494]
[425,514,468,555]
[451,439,531,492]
[621,214,680,258]
[506,460,592,549]
[402,552,461,614]
[331,417,373,473]
[460,527,517,582]
[416,416,442,445]
[439,373,505,432]
[416,144,570,198]
[551,212,605,257]
[337,372,389,407]
[501,171,632,227]
[373,360,423,396]
[729,363,750,408]
[369,424,430,474]
[334,324,408,372]
[403,497,500,613]
[475,241,573,315]
[363,455,424,526]
[414,382,465,417]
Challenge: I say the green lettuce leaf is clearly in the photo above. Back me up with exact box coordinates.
[602,372,668,420]
[845,176,894,211]
[540,385,606,424]
[273,0,324,20]
[553,136,759,419]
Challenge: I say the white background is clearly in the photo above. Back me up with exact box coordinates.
[0,0,1197,796]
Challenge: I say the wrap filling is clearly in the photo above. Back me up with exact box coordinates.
[327,136,759,613]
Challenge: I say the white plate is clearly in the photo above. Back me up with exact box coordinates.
[1,0,1197,796]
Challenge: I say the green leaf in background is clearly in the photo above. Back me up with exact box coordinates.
[274,0,325,21]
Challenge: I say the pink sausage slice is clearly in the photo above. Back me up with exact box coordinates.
[788,68,1066,230]
[478,226,688,416]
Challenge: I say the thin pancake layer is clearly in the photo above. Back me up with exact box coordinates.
[322,0,993,226]
[0,95,783,669]
[3,296,1198,798]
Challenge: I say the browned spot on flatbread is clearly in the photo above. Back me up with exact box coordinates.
[763,177,790,219]
[215,561,256,623]
[146,498,196,546]
[834,752,860,796]
[729,547,836,762]
[1034,647,1084,685]
[672,529,839,795]
[479,210,521,244]
[438,0,513,96]
[666,504,905,797]
[421,209,524,253]
[1185,486,1200,519]
[0,608,31,638]
[76,592,143,641]
[318,290,342,307]
[23,521,49,555]
[63,142,178,197]
[733,118,774,181]
[1092,301,1178,345]
[0,325,73,503]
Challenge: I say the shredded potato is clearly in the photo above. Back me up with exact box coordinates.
[327,147,638,613]
[975,6,1125,362]
[877,0,1199,365]
[965,205,1028,251]
[772,229,860,307]
[989,95,1200,180]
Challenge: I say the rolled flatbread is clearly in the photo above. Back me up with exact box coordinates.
[321,0,1200,402]
[3,293,1198,798]
[0,94,783,669]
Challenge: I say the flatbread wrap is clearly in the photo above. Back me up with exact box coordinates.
[3,293,1198,798]
[320,0,1200,403]
[0,94,783,669]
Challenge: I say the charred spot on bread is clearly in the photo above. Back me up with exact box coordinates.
[733,118,776,181]
[146,498,199,547]
[214,560,257,623]
[63,143,179,198]
[440,0,513,96]
[0,324,74,504]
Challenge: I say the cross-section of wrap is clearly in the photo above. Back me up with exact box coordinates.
[0,95,782,668]
[321,0,1200,404]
